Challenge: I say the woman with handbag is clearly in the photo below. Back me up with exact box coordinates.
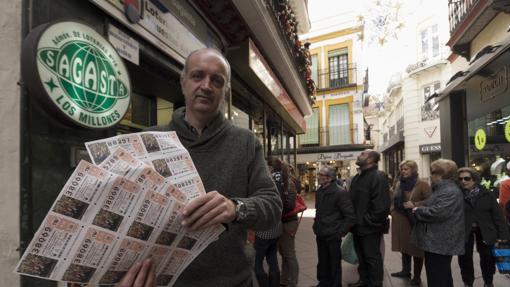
[390,160,431,286]
[456,167,510,287]
[278,162,301,287]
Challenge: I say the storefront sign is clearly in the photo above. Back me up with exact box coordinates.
[480,66,507,103]
[424,126,437,138]
[505,121,510,143]
[317,152,360,161]
[91,0,205,63]
[248,40,306,132]
[419,143,441,154]
[22,21,131,128]
[108,25,139,65]
[474,128,487,150]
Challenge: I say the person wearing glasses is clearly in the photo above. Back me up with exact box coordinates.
[410,159,464,287]
[456,167,509,287]
[313,166,356,287]
[390,160,431,286]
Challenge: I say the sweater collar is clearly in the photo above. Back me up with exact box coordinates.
[432,178,454,191]
[360,165,378,174]
[169,107,231,148]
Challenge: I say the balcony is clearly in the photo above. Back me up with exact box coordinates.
[421,102,440,121]
[396,117,404,133]
[265,0,312,98]
[315,64,358,91]
[447,0,510,59]
[192,0,313,116]
[231,0,313,116]
[298,123,363,147]
[448,0,479,35]
[406,51,449,76]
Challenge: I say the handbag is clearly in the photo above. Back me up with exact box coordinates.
[282,194,307,219]
[492,241,510,274]
[341,232,358,265]
[281,194,307,237]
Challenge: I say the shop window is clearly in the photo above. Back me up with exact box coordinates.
[253,117,266,155]
[468,105,510,193]
[157,98,173,126]
[288,135,295,166]
[270,125,281,156]
[329,104,351,145]
[328,48,348,88]
[421,82,440,121]
[231,106,250,130]
[284,133,291,164]
[420,24,439,60]
[299,107,320,145]
[120,92,155,132]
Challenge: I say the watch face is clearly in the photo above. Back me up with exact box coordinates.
[239,202,247,218]
[235,200,247,221]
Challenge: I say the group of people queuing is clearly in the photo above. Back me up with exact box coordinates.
[253,156,301,287]
[312,152,510,287]
[389,159,510,287]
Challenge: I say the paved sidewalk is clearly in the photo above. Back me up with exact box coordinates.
[292,192,510,287]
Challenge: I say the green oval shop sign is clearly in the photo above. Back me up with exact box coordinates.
[22,21,130,129]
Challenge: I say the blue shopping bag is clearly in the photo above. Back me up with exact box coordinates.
[492,241,510,274]
[341,232,358,265]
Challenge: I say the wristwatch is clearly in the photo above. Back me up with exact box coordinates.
[232,199,247,222]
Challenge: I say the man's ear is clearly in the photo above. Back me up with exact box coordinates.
[226,85,232,99]
[180,75,185,88]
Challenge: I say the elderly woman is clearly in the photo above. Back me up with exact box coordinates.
[456,167,509,287]
[390,160,431,286]
[411,159,464,287]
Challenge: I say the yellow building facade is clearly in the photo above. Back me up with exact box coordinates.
[297,26,372,192]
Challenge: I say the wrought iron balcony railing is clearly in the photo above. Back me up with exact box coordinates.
[448,0,479,34]
[298,124,361,147]
[315,65,357,90]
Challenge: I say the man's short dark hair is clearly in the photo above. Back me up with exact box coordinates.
[367,150,380,164]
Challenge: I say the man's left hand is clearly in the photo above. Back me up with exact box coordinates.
[117,258,155,287]
[181,191,236,230]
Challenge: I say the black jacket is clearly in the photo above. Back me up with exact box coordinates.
[349,166,391,236]
[313,182,355,239]
[463,187,510,245]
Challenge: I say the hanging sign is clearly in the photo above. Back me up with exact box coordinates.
[108,24,139,65]
[474,128,487,150]
[22,21,131,129]
[505,121,510,143]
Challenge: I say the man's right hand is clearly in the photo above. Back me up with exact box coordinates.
[181,190,237,230]
[117,258,156,287]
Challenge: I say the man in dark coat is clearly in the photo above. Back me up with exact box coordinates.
[348,150,391,287]
[313,166,356,287]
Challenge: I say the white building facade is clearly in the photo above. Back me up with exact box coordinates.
[378,0,464,179]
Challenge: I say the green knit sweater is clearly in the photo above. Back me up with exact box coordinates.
[148,107,282,286]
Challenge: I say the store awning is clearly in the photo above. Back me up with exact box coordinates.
[228,39,307,133]
[379,131,404,153]
[438,32,510,101]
